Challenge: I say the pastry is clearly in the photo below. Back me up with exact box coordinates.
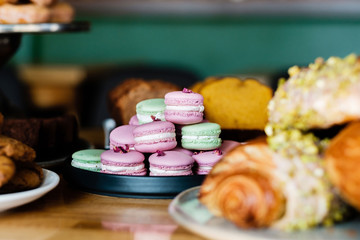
[100,150,146,176]
[199,137,285,228]
[108,79,180,126]
[49,1,74,23]
[109,125,136,151]
[264,54,360,230]
[0,3,50,24]
[2,161,43,192]
[268,54,360,131]
[0,155,16,187]
[164,88,204,125]
[192,149,223,175]
[133,121,177,153]
[181,122,221,150]
[325,121,360,211]
[71,149,105,172]
[136,98,166,125]
[148,151,194,176]
[2,114,79,158]
[0,135,36,162]
[30,0,57,6]
[196,77,273,130]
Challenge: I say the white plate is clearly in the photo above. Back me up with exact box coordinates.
[169,186,360,240]
[0,169,60,211]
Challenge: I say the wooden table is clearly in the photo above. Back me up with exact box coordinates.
[0,128,206,240]
[0,175,206,240]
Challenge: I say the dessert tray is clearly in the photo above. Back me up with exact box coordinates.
[168,186,360,240]
[63,156,205,199]
[0,169,60,212]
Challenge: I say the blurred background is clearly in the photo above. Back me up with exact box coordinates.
[2,0,360,138]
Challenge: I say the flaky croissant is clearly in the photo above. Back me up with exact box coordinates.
[325,121,360,211]
[199,137,285,228]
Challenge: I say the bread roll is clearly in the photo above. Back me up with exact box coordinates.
[199,137,285,228]
[325,121,360,211]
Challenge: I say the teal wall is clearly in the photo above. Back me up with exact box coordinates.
[11,16,360,78]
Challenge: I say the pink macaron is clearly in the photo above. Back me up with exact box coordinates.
[172,146,193,156]
[100,149,147,176]
[129,115,139,126]
[148,151,194,176]
[109,125,136,151]
[220,140,241,153]
[133,121,177,153]
[164,88,204,125]
[192,149,223,175]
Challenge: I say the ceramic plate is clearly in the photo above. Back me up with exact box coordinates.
[0,169,60,211]
[168,186,360,240]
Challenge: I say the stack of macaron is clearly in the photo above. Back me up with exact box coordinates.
[72,88,241,176]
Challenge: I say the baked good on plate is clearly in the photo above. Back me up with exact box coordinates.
[148,150,194,176]
[181,122,221,150]
[108,79,180,126]
[109,125,136,151]
[71,149,105,172]
[195,77,273,131]
[199,137,284,228]
[200,54,360,232]
[136,98,166,125]
[325,121,360,211]
[133,121,177,153]
[164,88,204,125]
[101,150,146,176]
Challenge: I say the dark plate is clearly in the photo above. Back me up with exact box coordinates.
[36,138,92,169]
[63,156,206,199]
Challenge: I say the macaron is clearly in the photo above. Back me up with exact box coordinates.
[192,149,223,175]
[100,150,147,176]
[148,151,194,176]
[172,146,193,156]
[181,122,222,150]
[220,140,241,153]
[71,149,105,172]
[164,88,204,124]
[136,98,166,125]
[109,125,136,151]
[133,121,177,153]
[129,115,139,126]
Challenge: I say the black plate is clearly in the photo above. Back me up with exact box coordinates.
[36,138,92,169]
[63,156,206,199]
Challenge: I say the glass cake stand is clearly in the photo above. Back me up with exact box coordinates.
[0,21,90,67]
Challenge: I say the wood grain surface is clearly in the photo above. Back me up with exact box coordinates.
[0,176,206,240]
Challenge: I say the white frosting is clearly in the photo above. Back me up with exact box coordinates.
[182,135,219,141]
[137,112,165,124]
[166,105,204,112]
[272,153,329,230]
[198,166,213,171]
[101,163,145,172]
[149,167,189,174]
[71,160,101,169]
[134,132,175,142]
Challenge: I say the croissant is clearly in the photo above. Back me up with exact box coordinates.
[199,137,285,228]
[325,121,360,211]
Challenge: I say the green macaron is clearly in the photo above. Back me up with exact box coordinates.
[71,149,105,172]
[136,98,166,124]
[181,122,222,150]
